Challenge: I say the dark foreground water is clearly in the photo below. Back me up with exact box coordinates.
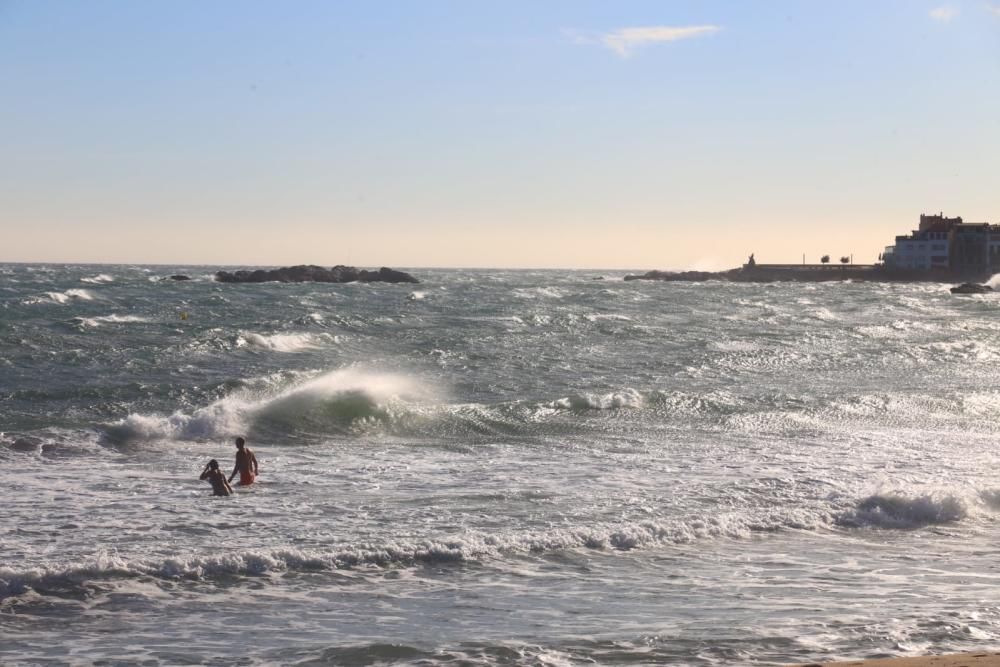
[3,264,1000,666]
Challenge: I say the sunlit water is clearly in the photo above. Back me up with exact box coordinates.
[3,264,1000,666]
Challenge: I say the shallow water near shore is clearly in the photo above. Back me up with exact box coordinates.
[3,264,1000,665]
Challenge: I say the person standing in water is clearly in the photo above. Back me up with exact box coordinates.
[200,459,233,496]
[228,436,259,486]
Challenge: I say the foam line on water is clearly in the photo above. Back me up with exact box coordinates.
[0,510,833,600]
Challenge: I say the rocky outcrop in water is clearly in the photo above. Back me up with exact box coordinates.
[950,282,993,294]
[624,269,743,282]
[214,265,419,284]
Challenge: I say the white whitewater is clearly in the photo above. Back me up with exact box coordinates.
[2,265,1000,665]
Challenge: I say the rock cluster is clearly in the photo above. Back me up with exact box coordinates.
[214,265,418,284]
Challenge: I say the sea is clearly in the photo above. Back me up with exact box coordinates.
[3,264,1000,667]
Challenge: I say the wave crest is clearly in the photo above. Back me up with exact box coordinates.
[101,368,431,445]
[0,511,816,600]
[25,289,95,305]
[237,332,335,353]
[548,389,643,411]
[75,314,149,328]
[81,274,114,284]
[837,493,967,529]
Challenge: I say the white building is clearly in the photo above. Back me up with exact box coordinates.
[884,230,949,270]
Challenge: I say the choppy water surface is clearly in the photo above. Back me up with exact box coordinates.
[3,264,1000,666]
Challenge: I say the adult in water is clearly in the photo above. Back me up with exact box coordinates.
[200,459,233,496]
[228,436,259,486]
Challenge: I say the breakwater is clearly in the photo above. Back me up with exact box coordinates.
[624,264,991,283]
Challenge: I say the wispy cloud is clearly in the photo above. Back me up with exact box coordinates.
[986,3,1000,16]
[929,5,959,21]
[567,25,722,58]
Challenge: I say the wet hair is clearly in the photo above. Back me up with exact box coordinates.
[208,459,219,470]
[235,437,245,447]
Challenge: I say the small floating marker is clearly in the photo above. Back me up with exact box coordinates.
[179,311,189,320]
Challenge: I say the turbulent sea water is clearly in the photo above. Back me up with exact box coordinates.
[3,264,1000,666]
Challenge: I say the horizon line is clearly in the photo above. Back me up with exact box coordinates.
[0,259,691,272]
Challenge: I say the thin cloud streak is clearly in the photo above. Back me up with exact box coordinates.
[603,26,722,57]
[929,6,959,21]
[986,3,1000,16]
[566,25,722,58]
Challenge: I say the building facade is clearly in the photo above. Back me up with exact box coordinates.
[883,213,998,275]
[883,227,949,271]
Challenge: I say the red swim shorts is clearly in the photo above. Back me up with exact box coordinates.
[239,471,256,486]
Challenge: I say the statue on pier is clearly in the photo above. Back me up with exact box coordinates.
[746,253,756,267]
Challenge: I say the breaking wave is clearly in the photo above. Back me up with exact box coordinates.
[4,482,994,601]
[512,287,565,300]
[837,493,968,529]
[101,368,432,444]
[101,381,980,446]
[237,332,336,353]
[0,510,824,601]
[547,388,644,411]
[25,289,95,304]
[80,274,114,284]
[74,314,150,328]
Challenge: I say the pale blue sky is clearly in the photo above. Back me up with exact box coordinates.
[1,1,997,268]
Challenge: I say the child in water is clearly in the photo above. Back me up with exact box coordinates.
[200,459,233,496]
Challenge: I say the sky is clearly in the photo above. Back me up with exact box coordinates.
[1,0,998,269]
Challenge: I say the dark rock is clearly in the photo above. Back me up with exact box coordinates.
[168,275,191,281]
[358,267,419,283]
[624,270,740,282]
[950,282,993,294]
[10,437,41,452]
[215,264,418,284]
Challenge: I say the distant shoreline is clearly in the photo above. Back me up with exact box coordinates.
[624,265,993,284]
[0,261,992,282]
